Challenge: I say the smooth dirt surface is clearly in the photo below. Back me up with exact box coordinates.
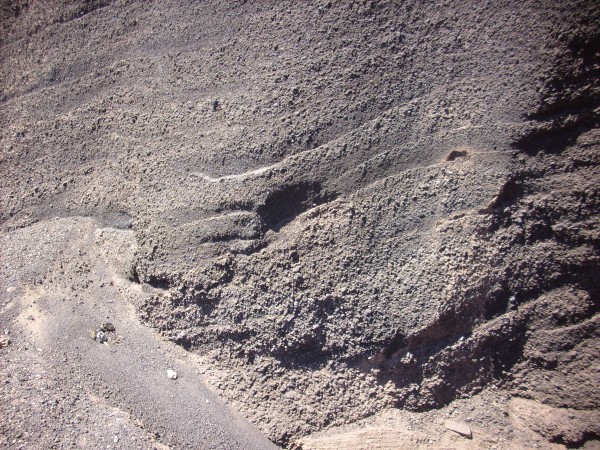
[0,217,277,449]
[1,0,599,449]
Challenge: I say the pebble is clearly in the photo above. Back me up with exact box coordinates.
[0,336,10,348]
[167,369,178,380]
[95,330,106,344]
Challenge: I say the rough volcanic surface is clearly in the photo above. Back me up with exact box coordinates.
[1,0,599,448]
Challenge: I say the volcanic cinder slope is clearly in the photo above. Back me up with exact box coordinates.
[1,0,599,448]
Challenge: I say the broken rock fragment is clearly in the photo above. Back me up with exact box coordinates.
[444,420,472,439]
[0,335,10,349]
[93,330,107,343]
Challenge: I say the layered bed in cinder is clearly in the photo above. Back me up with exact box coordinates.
[1,1,599,448]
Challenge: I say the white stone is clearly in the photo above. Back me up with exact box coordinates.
[167,369,178,380]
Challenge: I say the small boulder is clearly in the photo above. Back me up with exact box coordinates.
[167,369,178,380]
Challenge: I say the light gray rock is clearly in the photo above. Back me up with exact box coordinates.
[444,420,472,439]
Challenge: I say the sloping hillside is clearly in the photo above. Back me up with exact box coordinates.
[1,1,599,448]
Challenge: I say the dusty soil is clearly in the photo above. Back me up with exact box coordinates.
[0,217,277,449]
[1,0,599,448]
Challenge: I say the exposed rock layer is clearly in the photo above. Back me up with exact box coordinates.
[1,0,599,447]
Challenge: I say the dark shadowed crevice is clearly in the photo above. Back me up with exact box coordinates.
[256,182,339,231]
[446,149,468,161]
[130,265,141,284]
[514,32,600,156]
[147,275,172,290]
